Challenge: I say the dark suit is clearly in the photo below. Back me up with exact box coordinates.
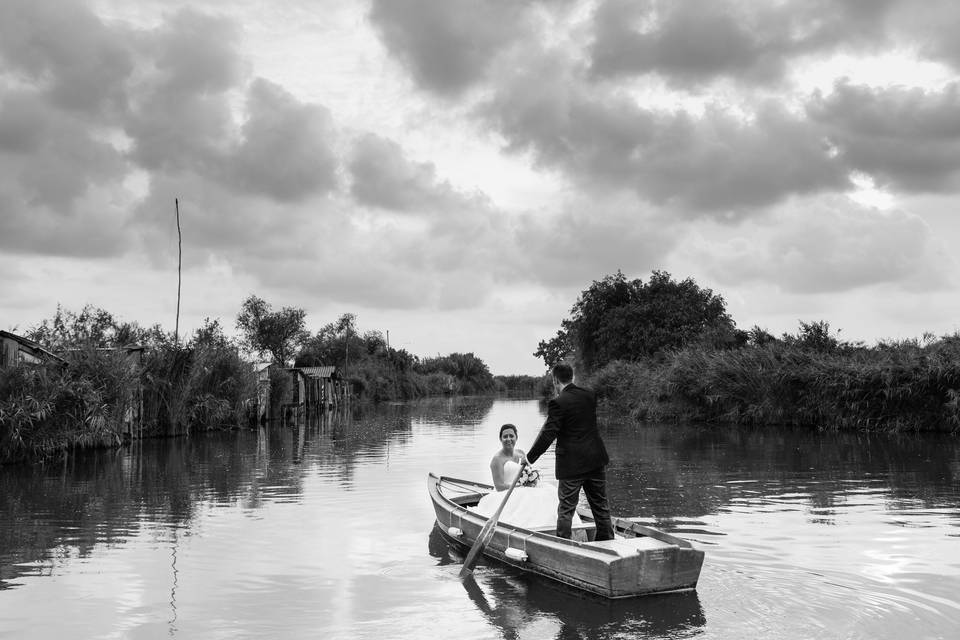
[526,383,615,540]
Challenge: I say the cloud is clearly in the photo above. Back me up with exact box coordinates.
[0,0,134,118]
[228,79,339,202]
[481,52,849,214]
[0,1,133,258]
[589,0,785,85]
[689,197,955,294]
[368,0,531,96]
[146,9,244,96]
[511,194,679,288]
[892,1,960,72]
[588,0,897,86]
[121,11,339,203]
[122,10,245,175]
[808,81,960,192]
[349,133,447,212]
[0,92,126,211]
[133,139,513,313]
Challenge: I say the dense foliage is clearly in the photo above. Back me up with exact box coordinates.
[494,374,549,395]
[585,322,960,433]
[541,272,960,433]
[294,313,497,399]
[535,270,741,373]
[236,295,308,366]
[3,298,507,462]
[2,311,256,462]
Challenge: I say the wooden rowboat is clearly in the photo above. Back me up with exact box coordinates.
[428,473,704,599]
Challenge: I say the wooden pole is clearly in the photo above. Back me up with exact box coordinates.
[174,198,182,345]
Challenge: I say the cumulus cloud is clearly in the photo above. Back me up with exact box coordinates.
[690,197,954,294]
[228,79,339,201]
[122,11,240,174]
[588,0,898,86]
[0,0,134,119]
[509,194,679,287]
[809,81,960,192]
[0,91,126,211]
[481,53,848,214]
[349,133,448,212]
[891,1,960,72]
[0,2,133,256]
[368,0,532,96]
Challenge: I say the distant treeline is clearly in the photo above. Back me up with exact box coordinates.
[537,271,960,433]
[493,374,549,396]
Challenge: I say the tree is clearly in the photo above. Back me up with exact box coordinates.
[414,352,495,394]
[295,313,360,369]
[533,328,573,370]
[536,270,738,372]
[26,304,160,350]
[781,320,861,354]
[235,295,308,366]
[747,325,778,347]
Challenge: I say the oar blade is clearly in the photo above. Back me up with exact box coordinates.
[457,523,493,578]
[458,464,525,578]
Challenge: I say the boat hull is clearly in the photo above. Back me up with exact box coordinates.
[428,473,704,599]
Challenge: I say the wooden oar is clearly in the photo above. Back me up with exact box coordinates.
[458,463,525,578]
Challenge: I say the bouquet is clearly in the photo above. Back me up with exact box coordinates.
[518,464,540,487]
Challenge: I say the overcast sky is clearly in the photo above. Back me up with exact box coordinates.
[2,0,960,375]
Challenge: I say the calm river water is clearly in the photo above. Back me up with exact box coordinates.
[1,397,958,639]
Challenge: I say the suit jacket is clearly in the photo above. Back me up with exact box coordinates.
[526,383,609,479]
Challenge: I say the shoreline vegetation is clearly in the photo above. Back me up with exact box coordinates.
[588,337,960,433]
[543,271,960,435]
[3,271,957,464]
[0,303,538,465]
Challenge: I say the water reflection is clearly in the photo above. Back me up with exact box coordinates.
[600,419,960,528]
[0,399,497,592]
[428,525,705,639]
[0,397,957,640]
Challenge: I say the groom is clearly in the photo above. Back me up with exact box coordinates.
[525,362,615,541]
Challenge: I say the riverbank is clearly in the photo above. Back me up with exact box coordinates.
[589,336,960,433]
[0,341,543,465]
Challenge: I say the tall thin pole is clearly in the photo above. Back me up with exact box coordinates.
[174,198,182,345]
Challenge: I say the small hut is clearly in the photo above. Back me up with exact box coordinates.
[254,362,275,425]
[289,366,346,413]
[0,330,64,368]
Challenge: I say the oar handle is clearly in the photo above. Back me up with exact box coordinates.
[458,462,525,578]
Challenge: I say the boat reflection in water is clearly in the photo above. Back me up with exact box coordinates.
[428,525,705,639]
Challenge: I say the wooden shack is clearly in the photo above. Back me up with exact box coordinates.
[0,330,64,368]
[289,365,346,413]
[254,362,275,425]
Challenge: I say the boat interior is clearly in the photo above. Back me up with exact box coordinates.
[438,479,676,553]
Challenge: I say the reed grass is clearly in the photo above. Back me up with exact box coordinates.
[590,335,960,433]
[2,341,257,463]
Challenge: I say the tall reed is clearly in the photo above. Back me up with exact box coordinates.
[590,336,960,433]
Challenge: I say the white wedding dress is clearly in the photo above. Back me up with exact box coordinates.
[471,460,581,530]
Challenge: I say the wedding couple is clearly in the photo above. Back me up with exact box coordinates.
[473,363,615,541]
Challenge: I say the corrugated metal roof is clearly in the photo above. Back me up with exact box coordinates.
[0,330,67,363]
[299,366,337,378]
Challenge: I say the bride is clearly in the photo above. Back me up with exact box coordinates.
[472,424,580,531]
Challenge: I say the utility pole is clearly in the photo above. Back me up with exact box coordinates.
[174,198,182,345]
